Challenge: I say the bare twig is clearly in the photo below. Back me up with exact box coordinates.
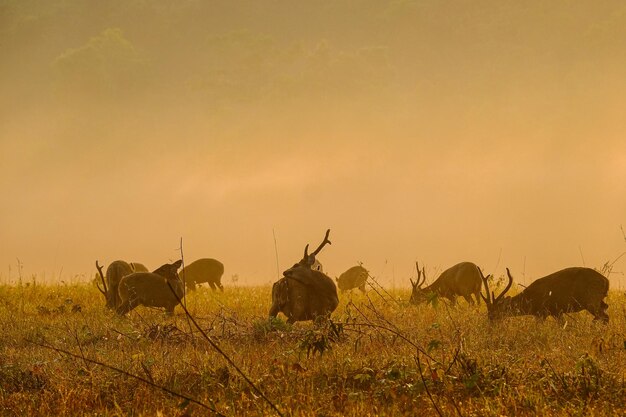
[273,228,280,280]
[177,237,187,308]
[579,246,586,266]
[366,273,401,306]
[25,338,223,416]
[415,353,444,417]
[167,281,284,417]
[345,301,438,363]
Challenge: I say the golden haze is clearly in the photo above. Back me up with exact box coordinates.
[0,1,625,286]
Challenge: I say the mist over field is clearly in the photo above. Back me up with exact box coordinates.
[1,1,625,286]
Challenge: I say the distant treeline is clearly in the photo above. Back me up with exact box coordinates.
[2,0,626,110]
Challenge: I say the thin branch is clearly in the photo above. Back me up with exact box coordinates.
[414,353,444,417]
[273,228,280,280]
[25,338,223,416]
[167,282,284,417]
[345,301,438,363]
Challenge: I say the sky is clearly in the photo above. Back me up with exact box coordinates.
[1,1,625,288]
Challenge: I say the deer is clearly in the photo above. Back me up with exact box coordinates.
[95,260,151,309]
[96,260,133,310]
[116,260,184,315]
[269,229,339,324]
[179,258,224,291]
[336,265,369,293]
[479,267,609,323]
[409,261,484,305]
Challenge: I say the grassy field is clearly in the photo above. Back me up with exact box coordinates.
[0,281,624,416]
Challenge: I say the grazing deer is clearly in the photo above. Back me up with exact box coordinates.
[96,260,133,310]
[116,260,184,315]
[95,260,151,309]
[179,258,224,291]
[336,265,369,293]
[269,229,339,323]
[410,261,484,305]
[479,267,609,323]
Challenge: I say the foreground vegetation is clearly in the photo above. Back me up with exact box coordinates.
[0,282,624,416]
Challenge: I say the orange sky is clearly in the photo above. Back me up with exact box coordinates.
[1,1,625,288]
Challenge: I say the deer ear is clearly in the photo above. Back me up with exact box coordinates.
[172,260,183,269]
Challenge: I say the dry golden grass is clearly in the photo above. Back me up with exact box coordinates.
[0,282,624,416]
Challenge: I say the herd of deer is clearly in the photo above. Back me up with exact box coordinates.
[95,229,611,324]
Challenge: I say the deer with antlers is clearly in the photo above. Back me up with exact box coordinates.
[479,267,609,322]
[409,261,484,305]
[269,229,339,323]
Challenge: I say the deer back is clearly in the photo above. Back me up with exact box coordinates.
[511,267,608,315]
[179,258,224,286]
[336,265,368,291]
[271,266,339,322]
[411,261,481,304]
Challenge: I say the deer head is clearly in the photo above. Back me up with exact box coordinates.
[153,259,183,281]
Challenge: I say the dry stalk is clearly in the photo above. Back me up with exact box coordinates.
[167,281,284,417]
[25,338,224,416]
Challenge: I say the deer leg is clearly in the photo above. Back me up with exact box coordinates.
[116,300,133,316]
[463,295,474,305]
[208,282,217,291]
[218,282,224,292]
[269,304,280,318]
[358,284,366,293]
[447,295,457,305]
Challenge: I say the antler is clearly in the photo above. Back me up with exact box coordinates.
[303,229,332,261]
[497,268,514,302]
[95,260,108,296]
[415,261,427,288]
[478,266,511,306]
[309,229,332,258]
[478,266,492,305]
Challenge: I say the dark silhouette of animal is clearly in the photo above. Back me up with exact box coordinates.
[479,267,609,322]
[96,260,132,310]
[410,261,483,305]
[96,260,151,309]
[116,260,184,315]
[179,258,224,291]
[336,265,369,292]
[269,229,339,324]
